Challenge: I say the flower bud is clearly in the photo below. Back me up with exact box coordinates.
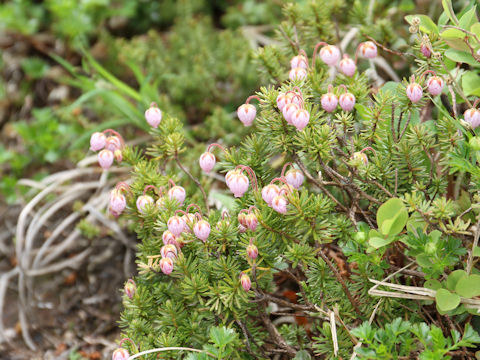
[194,219,211,242]
[228,171,249,198]
[136,195,154,214]
[98,149,114,170]
[285,91,303,107]
[168,186,186,206]
[114,149,123,163]
[427,76,444,96]
[276,92,287,111]
[110,189,126,216]
[359,41,377,59]
[105,136,121,152]
[339,92,356,112]
[247,244,258,259]
[237,104,256,127]
[352,152,368,166]
[319,45,341,66]
[291,108,310,131]
[464,108,480,129]
[338,55,356,77]
[168,215,185,236]
[406,82,423,103]
[160,257,174,275]
[285,168,304,189]
[245,213,258,231]
[161,244,178,259]
[238,224,247,233]
[420,44,431,58]
[240,273,251,291]
[162,230,177,245]
[238,212,247,227]
[124,279,136,299]
[282,103,299,124]
[199,152,216,173]
[145,102,162,128]
[112,348,129,360]
[272,195,288,214]
[262,184,279,206]
[90,132,106,151]
[321,92,338,113]
[290,55,308,69]
[289,67,307,81]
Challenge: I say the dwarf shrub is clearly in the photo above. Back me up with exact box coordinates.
[103,1,480,359]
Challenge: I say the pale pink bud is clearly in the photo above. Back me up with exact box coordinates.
[228,172,249,198]
[105,136,121,152]
[238,224,247,233]
[168,186,186,206]
[282,103,299,124]
[145,103,162,128]
[136,195,154,214]
[464,108,480,129]
[285,169,304,189]
[225,169,235,188]
[238,212,247,227]
[160,257,174,275]
[406,82,423,103]
[98,149,114,169]
[272,195,288,214]
[290,55,308,69]
[114,149,123,163]
[162,230,177,245]
[421,44,431,58]
[339,55,356,77]
[182,213,196,233]
[339,92,356,112]
[321,92,338,113]
[289,67,308,81]
[240,273,251,291]
[276,93,287,111]
[112,348,129,360]
[199,152,216,173]
[291,108,310,131]
[124,279,136,299]
[167,215,185,236]
[245,213,258,231]
[247,244,258,259]
[262,184,279,206]
[237,104,256,127]
[161,244,178,259]
[359,41,377,59]
[352,152,368,166]
[320,45,341,66]
[427,76,444,96]
[109,189,126,216]
[90,132,106,151]
[194,219,211,242]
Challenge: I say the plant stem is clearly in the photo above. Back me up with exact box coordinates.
[174,152,209,212]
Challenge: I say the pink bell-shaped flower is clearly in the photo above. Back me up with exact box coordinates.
[168,185,186,206]
[272,195,288,214]
[240,273,251,291]
[160,257,174,275]
[98,149,114,170]
[339,92,356,112]
[465,108,480,129]
[199,152,216,173]
[289,67,307,81]
[290,54,308,69]
[247,243,258,259]
[262,184,280,206]
[109,189,126,216]
[136,195,154,214]
[291,108,310,131]
[112,348,129,360]
[167,215,185,236]
[358,41,377,59]
[427,76,444,96]
[319,44,341,66]
[339,55,356,77]
[160,244,178,260]
[321,89,338,113]
[90,132,106,151]
[285,168,304,189]
[193,219,211,242]
[406,80,423,103]
[228,171,249,198]
[237,104,256,126]
[144,102,162,128]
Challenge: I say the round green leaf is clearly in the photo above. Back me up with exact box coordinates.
[377,198,408,236]
[369,236,394,249]
[446,270,467,291]
[425,279,442,291]
[455,274,480,298]
[435,289,461,312]
[473,247,480,257]
[447,50,478,66]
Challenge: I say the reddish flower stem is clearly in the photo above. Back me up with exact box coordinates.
[248,205,259,214]
[246,95,262,105]
[420,69,436,80]
[168,179,176,188]
[281,162,293,177]
[235,165,259,191]
[339,84,348,94]
[119,337,138,350]
[360,146,376,155]
[207,143,226,153]
[187,203,202,214]
[143,185,158,196]
[175,210,189,217]
[473,99,480,108]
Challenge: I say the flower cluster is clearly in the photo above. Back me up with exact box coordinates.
[89,129,124,169]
